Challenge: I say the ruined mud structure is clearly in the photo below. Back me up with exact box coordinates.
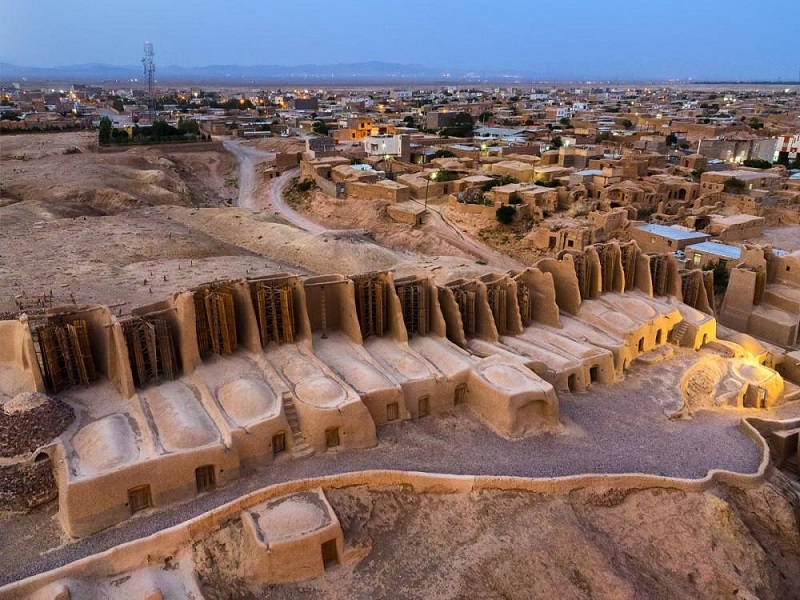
[1,239,790,539]
[2,238,798,599]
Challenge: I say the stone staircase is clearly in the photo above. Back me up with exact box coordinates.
[669,321,691,346]
[281,393,314,458]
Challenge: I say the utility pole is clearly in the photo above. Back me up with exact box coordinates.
[142,42,156,123]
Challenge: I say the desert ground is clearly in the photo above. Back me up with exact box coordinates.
[0,132,504,314]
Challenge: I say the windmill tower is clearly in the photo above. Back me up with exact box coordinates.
[142,42,156,122]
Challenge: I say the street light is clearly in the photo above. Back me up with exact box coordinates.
[425,170,439,211]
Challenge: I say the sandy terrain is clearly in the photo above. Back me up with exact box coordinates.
[445,205,544,264]
[0,132,237,218]
[0,133,517,313]
[756,225,800,252]
[247,136,306,154]
[293,190,524,269]
[295,191,475,257]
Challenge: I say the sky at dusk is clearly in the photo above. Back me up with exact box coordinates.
[1,0,797,80]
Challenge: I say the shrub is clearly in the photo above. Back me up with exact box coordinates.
[481,175,518,192]
[295,178,316,193]
[723,177,746,191]
[742,158,772,169]
[707,262,730,293]
[496,205,516,225]
[431,170,459,183]
[534,179,561,188]
[432,149,455,159]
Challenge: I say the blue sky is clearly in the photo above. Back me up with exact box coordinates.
[1,0,797,80]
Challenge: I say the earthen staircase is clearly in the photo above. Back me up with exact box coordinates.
[281,393,314,458]
[669,321,691,346]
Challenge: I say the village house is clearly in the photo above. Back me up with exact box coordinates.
[631,224,712,254]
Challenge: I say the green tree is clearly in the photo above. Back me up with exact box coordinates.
[550,136,563,149]
[723,177,746,191]
[709,262,730,293]
[150,120,180,139]
[111,98,124,113]
[110,128,129,141]
[496,205,516,225]
[742,158,772,169]
[595,131,613,143]
[665,133,678,146]
[621,119,634,130]
[481,175,518,192]
[312,120,328,135]
[431,170,459,183]
[98,116,112,145]
[440,112,475,137]
[177,118,200,135]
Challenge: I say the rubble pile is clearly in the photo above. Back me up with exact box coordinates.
[0,461,57,511]
[0,392,74,457]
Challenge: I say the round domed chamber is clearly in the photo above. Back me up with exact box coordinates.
[217,378,278,426]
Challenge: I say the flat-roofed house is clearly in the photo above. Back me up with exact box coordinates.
[631,224,711,254]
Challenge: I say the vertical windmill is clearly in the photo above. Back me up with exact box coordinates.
[142,42,156,122]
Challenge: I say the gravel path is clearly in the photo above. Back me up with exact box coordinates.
[1,356,785,587]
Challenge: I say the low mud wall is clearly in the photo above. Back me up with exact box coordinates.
[96,141,224,154]
[0,414,773,599]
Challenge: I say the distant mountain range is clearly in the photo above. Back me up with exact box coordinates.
[4,61,795,86]
[0,61,524,84]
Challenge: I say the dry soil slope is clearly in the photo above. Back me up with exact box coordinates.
[0,131,236,224]
[195,474,800,600]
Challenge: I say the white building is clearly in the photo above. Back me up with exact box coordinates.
[390,90,413,100]
[364,134,404,158]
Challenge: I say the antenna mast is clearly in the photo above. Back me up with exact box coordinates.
[142,42,156,122]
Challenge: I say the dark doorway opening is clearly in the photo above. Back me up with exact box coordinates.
[321,539,338,568]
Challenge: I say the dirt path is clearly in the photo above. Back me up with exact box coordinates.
[222,139,274,210]
[224,138,521,265]
[424,202,524,269]
[267,168,327,234]
[224,139,327,233]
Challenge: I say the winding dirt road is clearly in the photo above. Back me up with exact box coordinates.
[223,139,326,233]
[224,139,521,267]
[422,203,523,269]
